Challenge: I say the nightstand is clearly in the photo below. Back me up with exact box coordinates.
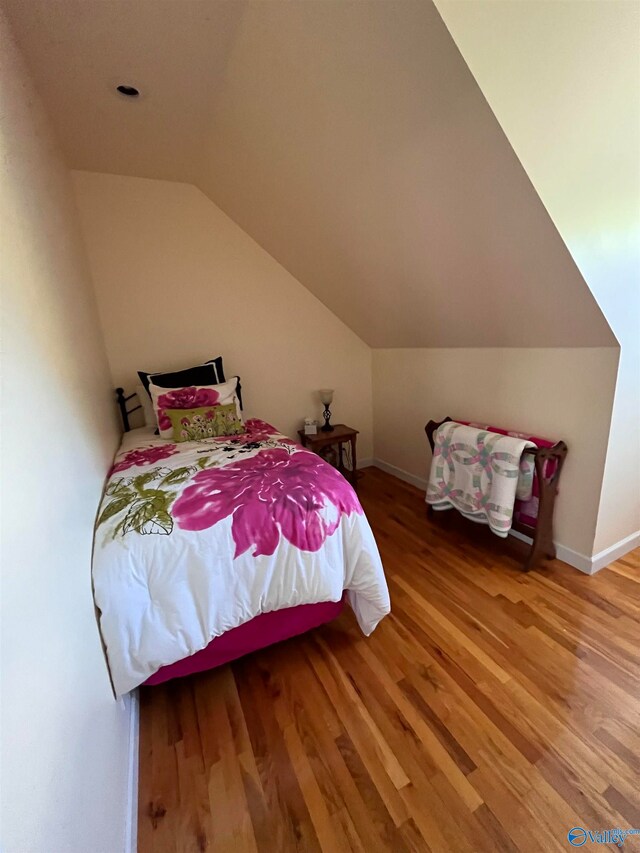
[298,424,359,490]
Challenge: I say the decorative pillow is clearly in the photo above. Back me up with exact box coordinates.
[138,357,225,399]
[149,377,242,439]
[167,404,245,442]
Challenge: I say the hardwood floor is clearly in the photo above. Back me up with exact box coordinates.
[138,467,640,852]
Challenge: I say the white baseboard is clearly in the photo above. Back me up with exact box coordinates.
[488,512,638,574]
[124,689,140,853]
[372,457,428,490]
[555,544,593,574]
[505,527,592,573]
[590,530,640,574]
[371,458,639,576]
[357,457,374,470]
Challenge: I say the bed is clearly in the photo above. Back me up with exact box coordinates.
[93,415,390,696]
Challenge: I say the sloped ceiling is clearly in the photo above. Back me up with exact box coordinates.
[4,0,615,348]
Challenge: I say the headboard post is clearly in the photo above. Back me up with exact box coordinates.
[115,387,142,432]
[115,387,130,432]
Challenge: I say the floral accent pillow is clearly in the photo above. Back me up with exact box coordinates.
[149,377,242,438]
[167,404,245,442]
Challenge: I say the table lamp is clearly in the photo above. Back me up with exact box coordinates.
[319,389,334,432]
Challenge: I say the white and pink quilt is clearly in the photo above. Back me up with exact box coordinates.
[93,419,389,695]
[426,421,536,538]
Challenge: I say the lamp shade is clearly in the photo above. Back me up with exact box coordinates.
[319,388,334,406]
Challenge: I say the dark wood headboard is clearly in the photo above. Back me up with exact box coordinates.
[115,387,142,433]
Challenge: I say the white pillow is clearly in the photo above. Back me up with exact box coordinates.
[149,377,242,439]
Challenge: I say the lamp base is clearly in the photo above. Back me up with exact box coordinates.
[321,404,334,431]
[320,423,334,432]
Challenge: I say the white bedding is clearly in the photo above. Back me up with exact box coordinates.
[93,419,390,695]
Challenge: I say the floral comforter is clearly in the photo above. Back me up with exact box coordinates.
[93,419,389,695]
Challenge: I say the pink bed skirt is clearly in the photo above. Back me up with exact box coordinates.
[143,595,346,686]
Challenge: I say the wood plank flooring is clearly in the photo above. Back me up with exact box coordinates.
[138,467,640,852]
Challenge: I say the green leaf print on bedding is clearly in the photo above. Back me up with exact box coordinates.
[98,451,223,539]
[160,466,197,486]
[98,493,134,526]
[105,477,134,498]
[132,470,163,490]
[98,465,179,539]
[119,494,175,536]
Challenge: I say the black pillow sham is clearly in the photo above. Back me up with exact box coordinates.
[138,357,225,398]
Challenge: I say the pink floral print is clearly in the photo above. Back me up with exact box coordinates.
[210,418,283,445]
[156,386,220,431]
[244,419,277,439]
[173,448,362,557]
[110,444,178,475]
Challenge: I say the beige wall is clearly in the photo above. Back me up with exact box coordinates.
[0,12,131,853]
[435,0,640,555]
[372,348,619,560]
[72,172,374,459]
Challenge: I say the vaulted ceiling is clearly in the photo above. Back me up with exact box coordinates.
[4,0,615,348]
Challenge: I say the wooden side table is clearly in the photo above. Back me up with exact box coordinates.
[298,424,359,490]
